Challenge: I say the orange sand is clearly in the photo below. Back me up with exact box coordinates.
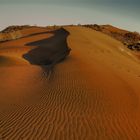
[0,26,140,140]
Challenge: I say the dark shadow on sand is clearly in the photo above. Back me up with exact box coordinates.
[23,28,71,78]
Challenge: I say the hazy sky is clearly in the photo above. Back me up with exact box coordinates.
[0,0,140,32]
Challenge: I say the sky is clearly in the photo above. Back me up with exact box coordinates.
[0,0,140,32]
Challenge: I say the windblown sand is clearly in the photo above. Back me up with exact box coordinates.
[0,26,140,140]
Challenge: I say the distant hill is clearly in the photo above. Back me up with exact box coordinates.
[0,25,30,33]
[0,25,31,42]
[83,24,140,51]
[0,25,49,42]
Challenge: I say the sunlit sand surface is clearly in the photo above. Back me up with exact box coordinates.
[0,26,140,140]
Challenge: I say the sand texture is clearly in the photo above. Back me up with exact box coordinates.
[0,26,140,140]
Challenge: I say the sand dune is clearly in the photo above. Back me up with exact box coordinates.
[1,26,140,140]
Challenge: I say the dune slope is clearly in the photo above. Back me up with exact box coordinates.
[0,26,140,140]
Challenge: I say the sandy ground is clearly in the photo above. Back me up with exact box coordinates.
[0,26,140,140]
